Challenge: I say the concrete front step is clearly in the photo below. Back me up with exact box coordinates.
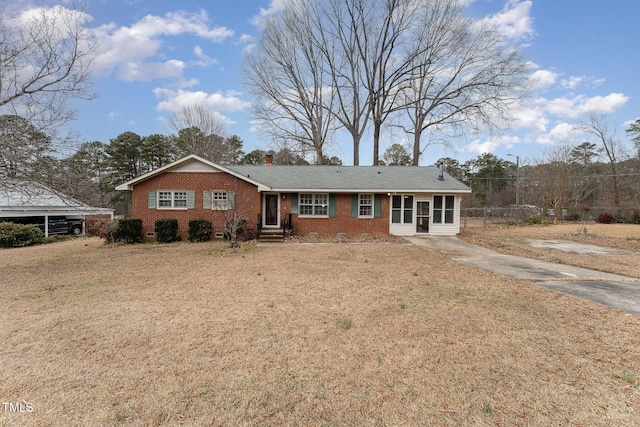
[258,228,285,242]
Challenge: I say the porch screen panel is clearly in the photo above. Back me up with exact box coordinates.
[391,195,402,223]
[433,196,443,223]
[403,196,413,224]
[444,195,455,224]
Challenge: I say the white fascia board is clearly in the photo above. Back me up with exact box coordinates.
[267,188,471,193]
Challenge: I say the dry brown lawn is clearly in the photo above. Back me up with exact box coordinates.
[460,221,640,279]
[1,227,639,426]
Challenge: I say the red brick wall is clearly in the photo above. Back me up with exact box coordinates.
[286,193,390,237]
[131,172,261,241]
[129,173,391,240]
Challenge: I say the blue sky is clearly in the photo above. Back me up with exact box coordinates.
[10,0,640,165]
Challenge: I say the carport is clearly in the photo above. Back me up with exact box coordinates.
[0,180,114,237]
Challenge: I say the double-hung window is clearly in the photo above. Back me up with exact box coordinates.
[391,195,413,224]
[359,194,373,217]
[299,193,328,217]
[158,191,187,209]
[212,191,228,210]
[433,195,455,224]
[204,190,234,210]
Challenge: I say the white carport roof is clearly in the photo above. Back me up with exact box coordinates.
[0,180,114,218]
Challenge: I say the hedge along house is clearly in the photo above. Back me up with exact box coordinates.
[115,154,471,241]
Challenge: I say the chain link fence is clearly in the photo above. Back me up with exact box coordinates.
[462,206,640,228]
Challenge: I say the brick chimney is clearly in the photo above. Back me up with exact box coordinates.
[265,153,273,167]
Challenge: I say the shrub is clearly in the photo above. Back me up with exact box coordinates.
[633,211,640,225]
[188,219,212,242]
[0,222,43,247]
[526,214,542,225]
[597,212,616,224]
[155,218,179,243]
[116,218,143,243]
[85,218,112,238]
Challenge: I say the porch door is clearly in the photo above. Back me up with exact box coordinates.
[264,193,280,227]
[416,201,430,233]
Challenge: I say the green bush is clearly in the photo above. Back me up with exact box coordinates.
[116,218,143,243]
[188,219,212,242]
[526,214,542,225]
[155,218,179,243]
[0,222,43,247]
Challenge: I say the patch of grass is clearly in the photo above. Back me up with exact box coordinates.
[481,404,494,414]
[336,317,352,330]
[622,371,638,387]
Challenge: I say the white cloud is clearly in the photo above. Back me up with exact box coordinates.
[548,122,577,139]
[529,69,558,89]
[153,88,251,114]
[534,123,578,145]
[560,76,584,90]
[238,34,255,45]
[481,0,534,40]
[560,75,605,90]
[92,10,233,80]
[510,99,549,134]
[117,59,185,82]
[250,0,288,29]
[545,93,629,118]
[465,135,520,155]
[192,46,219,67]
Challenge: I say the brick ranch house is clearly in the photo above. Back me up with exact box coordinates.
[115,154,471,241]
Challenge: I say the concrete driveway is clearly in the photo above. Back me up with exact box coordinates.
[406,236,640,316]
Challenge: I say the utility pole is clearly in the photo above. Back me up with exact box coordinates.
[507,154,520,207]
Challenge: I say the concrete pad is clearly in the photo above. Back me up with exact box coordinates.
[527,239,630,255]
[539,280,640,316]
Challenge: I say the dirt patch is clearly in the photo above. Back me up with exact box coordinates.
[460,222,640,279]
[0,236,639,426]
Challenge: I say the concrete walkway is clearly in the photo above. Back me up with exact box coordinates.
[405,236,640,316]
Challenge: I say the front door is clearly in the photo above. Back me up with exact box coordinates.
[416,201,430,233]
[263,193,280,227]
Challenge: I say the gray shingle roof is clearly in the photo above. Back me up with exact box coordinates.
[227,165,470,193]
[115,155,471,193]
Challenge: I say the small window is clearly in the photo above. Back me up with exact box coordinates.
[359,194,373,217]
[299,193,328,217]
[212,192,228,210]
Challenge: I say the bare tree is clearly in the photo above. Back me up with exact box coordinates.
[245,0,528,166]
[320,0,370,165]
[166,104,227,160]
[244,1,336,164]
[529,141,575,224]
[576,114,627,208]
[398,0,529,165]
[339,0,426,165]
[0,4,96,132]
